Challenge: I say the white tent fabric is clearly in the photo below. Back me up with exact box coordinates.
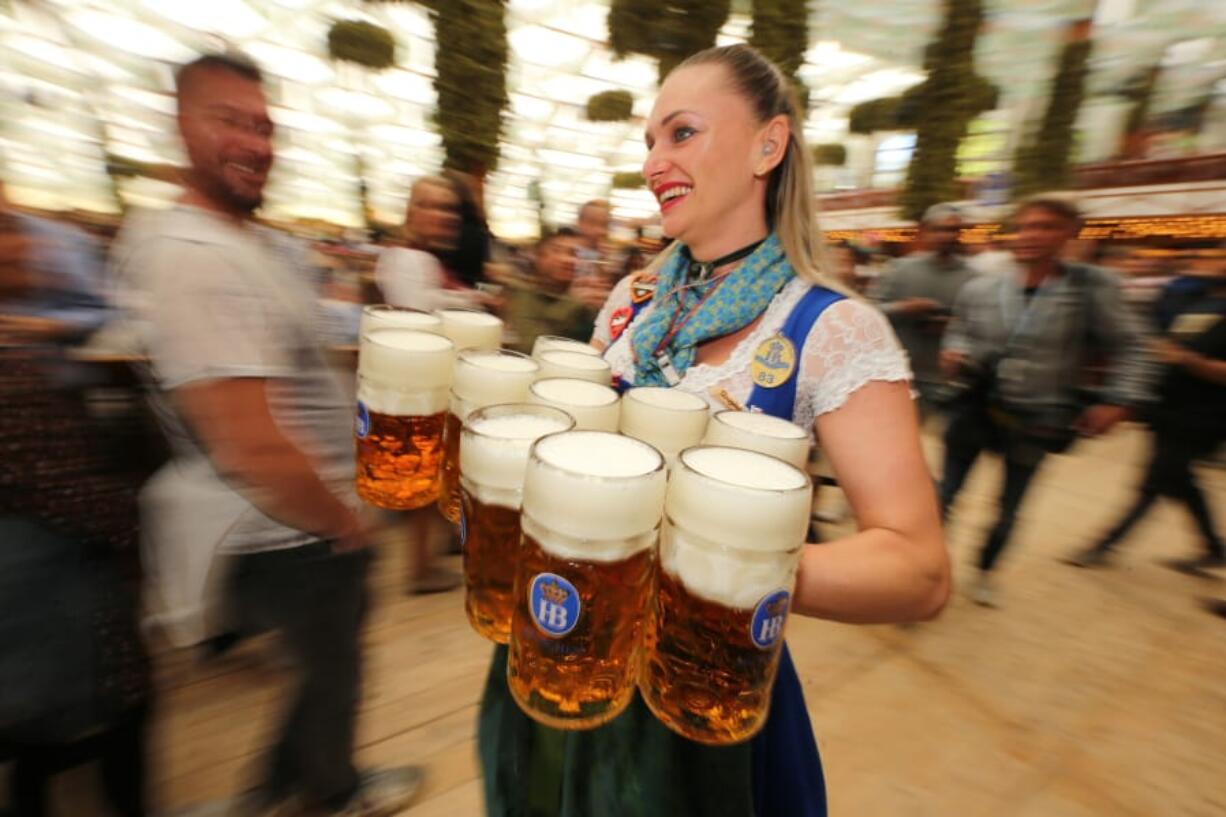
[1,0,1222,235]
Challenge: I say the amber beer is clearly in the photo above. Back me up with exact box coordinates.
[437,350,540,523]
[508,431,666,729]
[460,404,574,643]
[641,446,811,745]
[703,410,811,470]
[354,328,455,510]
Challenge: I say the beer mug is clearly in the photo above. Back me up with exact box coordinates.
[528,378,620,432]
[702,410,811,470]
[355,328,455,510]
[360,304,443,337]
[536,349,611,385]
[437,308,503,351]
[460,404,575,643]
[438,349,540,524]
[508,431,667,729]
[642,446,811,745]
[619,387,710,466]
[531,335,601,360]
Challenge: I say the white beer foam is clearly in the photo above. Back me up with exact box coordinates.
[453,350,539,407]
[532,336,601,359]
[359,378,448,416]
[660,520,801,610]
[536,350,612,384]
[437,309,503,350]
[620,387,710,456]
[666,447,811,554]
[461,410,573,509]
[358,328,455,390]
[449,392,476,424]
[360,306,442,337]
[703,411,811,470]
[523,431,666,560]
[528,378,620,432]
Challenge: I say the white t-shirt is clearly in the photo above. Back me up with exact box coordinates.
[594,275,912,437]
[112,206,356,554]
[375,246,483,312]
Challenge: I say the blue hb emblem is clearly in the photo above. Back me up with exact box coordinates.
[459,503,468,551]
[529,573,580,638]
[750,590,790,650]
[355,400,370,439]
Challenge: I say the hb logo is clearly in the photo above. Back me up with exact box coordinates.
[529,573,581,638]
[750,590,790,650]
[355,400,370,440]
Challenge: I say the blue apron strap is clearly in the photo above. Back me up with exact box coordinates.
[745,287,845,422]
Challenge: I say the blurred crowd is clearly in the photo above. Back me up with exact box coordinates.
[1,49,1224,817]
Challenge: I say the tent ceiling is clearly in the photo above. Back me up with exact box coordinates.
[1,0,1222,235]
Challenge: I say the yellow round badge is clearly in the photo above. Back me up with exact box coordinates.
[749,334,797,389]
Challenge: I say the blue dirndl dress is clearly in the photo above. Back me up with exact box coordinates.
[478,286,844,817]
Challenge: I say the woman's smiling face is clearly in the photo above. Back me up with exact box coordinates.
[642,62,775,255]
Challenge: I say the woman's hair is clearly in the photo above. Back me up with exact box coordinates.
[641,44,843,293]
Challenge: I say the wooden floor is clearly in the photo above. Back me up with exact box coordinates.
[43,427,1226,816]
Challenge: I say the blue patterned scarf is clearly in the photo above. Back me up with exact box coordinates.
[631,233,793,386]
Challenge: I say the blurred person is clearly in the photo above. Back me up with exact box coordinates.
[377,177,483,592]
[440,169,492,288]
[111,53,420,816]
[874,203,978,415]
[316,271,364,347]
[619,229,648,280]
[375,176,488,313]
[1117,247,1175,314]
[0,205,150,817]
[506,227,605,353]
[0,183,110,345]
[1068,247,1226,574]
[968,234,1019,278]
[940,196,1152,606]
[575,198,612,281]
[828,240,874,295]
[482,44,947,817]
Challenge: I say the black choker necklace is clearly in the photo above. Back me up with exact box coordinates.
[684,238,765,281]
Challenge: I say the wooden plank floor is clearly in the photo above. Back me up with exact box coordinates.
[37,427,1226,815]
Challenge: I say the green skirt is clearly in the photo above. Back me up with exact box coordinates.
[478,644,825,817]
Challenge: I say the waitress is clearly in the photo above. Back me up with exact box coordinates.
[479,44,948,817]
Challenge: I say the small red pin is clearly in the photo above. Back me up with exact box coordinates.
[609,305,633,341]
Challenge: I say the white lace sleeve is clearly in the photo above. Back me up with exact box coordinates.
[793,298,912,432]
[591,275,634,348]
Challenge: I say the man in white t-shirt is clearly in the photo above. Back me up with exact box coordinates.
[113,52,419,817]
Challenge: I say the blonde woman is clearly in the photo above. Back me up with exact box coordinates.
[479,45,948,817]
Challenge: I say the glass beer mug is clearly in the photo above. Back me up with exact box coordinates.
[459,403,574,643]
[641,445,811,744]
[508,431,666,729]
[354,328,455,510]
[437,349,539,523]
